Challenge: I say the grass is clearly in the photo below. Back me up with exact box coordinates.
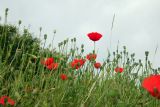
[0,8,160,107]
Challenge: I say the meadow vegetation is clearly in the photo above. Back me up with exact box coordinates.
[0,8,160,107]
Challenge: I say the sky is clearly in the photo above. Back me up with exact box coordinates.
[0,0,160,68]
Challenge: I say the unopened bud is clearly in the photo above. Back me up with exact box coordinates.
[58,43,61,47]
[44,34,47,40]
[123,46,126,50]
[39,27,42,32]
[64,40,67,45]
[5,8,9,15]
[145,51,149,56]
[113,52,115,55]
[18,20,22,25]
[53,30,56,34]
[81,49,84,53]
[81,44,84,48]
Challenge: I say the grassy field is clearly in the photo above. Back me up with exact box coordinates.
[0,8,160,107]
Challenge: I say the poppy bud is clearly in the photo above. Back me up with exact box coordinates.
[58,43,61,47]
[81,44,84,48]
[66,38,69,42]
[131,53,135,58]
[158,67,160,71]
[107,59,110,63]
[60,42,63,45]
[39,27,42,32]
[64,40,67,45]
[145,51,149,57]
[123,46,126,50]
[18,20,22,25]
[44,34,47,40]
[120,52,122,55]
[81,49,84,53]
[126,52,129,56]
[113,52,115,55]
[53,30,56,34]
[71,39,73,42]
[5,8,9,16]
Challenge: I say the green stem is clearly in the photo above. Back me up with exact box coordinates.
[93,41,95,53]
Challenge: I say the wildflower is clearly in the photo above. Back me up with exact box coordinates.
[142,74,160,99]
[60,74,68,80]
[86,53,97,61]
[0,96,15,106]
[87,32,102,41]
[115,67,124,73]
[94,62,101,69]
[46,63,59,70]
[71,59,86,69]
[41,57,54,66]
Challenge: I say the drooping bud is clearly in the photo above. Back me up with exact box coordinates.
[5,8,9,24]
[81,44,84,48]
[131,53,135,58]
[64,40,67,45]
[39,27,42,32]
[71,39,73,42]
[123,46,126,50]
[113,52,115,56]
[53,29,56,34]
[58,43,61,47]
[73,38,76,42]
[81,49,84,53]
[5,8,9,16]
[18,20,22,26]
[44,34,47,40]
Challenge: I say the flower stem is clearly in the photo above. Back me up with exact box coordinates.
[93,41,95,53]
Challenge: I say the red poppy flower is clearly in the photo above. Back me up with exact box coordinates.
[87,32,102,41]
[46,63,58,70]
[86,53,97,61]
[115,67,124,73]
[0,96,15,106]
[71,59,86,69]
[41,57,54,66]
[142,75,160,99]
[60,74,68,80]
[94,62,101,69]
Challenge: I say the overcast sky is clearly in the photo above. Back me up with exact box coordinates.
[0,0,160,68]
